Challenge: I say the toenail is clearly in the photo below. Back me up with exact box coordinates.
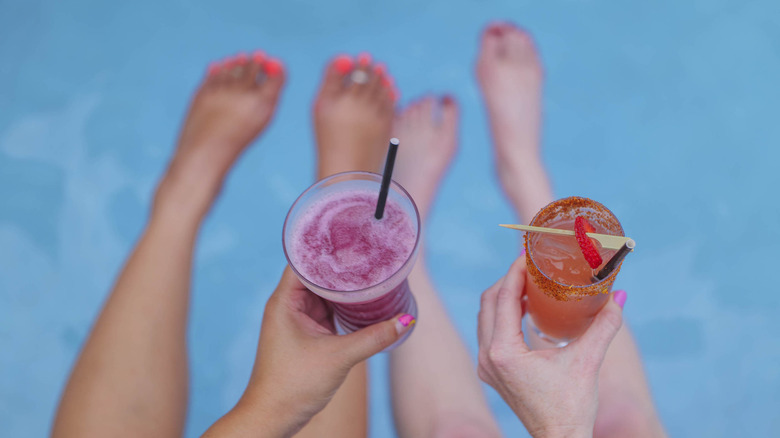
[488,25,503,36]
[252,50,266,64]
[357,52,372,67]
[333,55,353,74]
[373,63,386,77]
[390,88,399,101]
[235,53,249,64]
[264,58,284,77]
[207,62,221,76]
[441,95,454,105]
[381,76,392,88]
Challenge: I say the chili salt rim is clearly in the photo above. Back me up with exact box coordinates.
[523,196,625,302]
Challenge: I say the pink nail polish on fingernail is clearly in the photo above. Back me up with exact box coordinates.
[519,248,526,257]
[395,314,416,334]
[613,290,627,309]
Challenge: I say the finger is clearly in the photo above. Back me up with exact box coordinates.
[492,256,530,353]
[337,313,415,365]
[477,278,503,347]
[277,266,305,290]
[570,290,626,368]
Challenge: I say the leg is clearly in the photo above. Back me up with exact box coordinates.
[52,53,286,438]
[389,97,501,438]
[477,22,665,437]
[476,22,552,225]
[294,54,395,438]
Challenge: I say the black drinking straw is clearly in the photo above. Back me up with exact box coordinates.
[375,138,400,220]
[594,238,636,281]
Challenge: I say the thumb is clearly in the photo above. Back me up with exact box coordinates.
[337,313,416,365]
[572,290,626,368]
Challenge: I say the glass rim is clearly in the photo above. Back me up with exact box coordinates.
[524,196,625,300]
[282,171,421,295]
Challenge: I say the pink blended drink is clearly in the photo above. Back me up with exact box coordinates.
[283,172,420,346]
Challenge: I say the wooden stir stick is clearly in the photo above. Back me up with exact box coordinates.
[498,224,634,251]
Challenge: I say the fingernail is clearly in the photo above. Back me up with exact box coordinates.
[613,290,627,309]
[357,52,372,67]
[252,50,266,64]
[395,314,416,334]
[264,58,284,77]
[333,55,353,74]
[207,62,220,76]
[235,52,249,64]
[519,248,526,257]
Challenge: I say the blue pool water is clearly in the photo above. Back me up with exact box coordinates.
[2,0,779,436]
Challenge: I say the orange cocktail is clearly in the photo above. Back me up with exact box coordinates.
[524,197,624,346]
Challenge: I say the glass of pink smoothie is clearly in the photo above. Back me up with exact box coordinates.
[282,171,420,348]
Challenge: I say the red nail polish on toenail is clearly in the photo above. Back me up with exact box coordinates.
[390,88,399,101]
[441,95,454,105]
[252,51,266,64]
[488,25,503,36]
[235,53,249,64]
[357,52,372,67]
[264,58,284,76]
[207,62,220,76]
[381,76,391,88]
[333,55,353,74]
[373,63,386,77]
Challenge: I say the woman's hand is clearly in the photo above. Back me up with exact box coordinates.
[477,256,627,438]
[205,267,414,437]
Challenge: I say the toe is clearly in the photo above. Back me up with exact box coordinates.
[320,54,352,96]
[259,57,286,102]
[367,63,385,100]
[481,23,506,58]
[439,95,459,131]
[420,96,436,123]
[220,53,250,86]
[504,25,537,58]
[347,65,373,97]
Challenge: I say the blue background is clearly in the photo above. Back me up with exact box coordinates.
[2,0,779,436]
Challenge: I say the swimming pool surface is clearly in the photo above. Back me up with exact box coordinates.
[2,0,779,436]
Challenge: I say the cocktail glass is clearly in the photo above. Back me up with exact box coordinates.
[524,196,625,347]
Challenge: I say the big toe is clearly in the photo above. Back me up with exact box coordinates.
[480,22,509,59]
[319,55,352,97]
[259,57,286,104]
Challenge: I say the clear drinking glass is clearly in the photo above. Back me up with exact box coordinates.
[282,171,420,348]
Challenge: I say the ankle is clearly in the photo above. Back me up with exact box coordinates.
[152,166,221,227]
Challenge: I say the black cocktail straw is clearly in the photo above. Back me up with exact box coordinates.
[594,238,636,281]
[375,138,400,219]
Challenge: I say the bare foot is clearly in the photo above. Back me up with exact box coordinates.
[313,54,396,178]
[157,51,286,219]
[392,96,459,222]
[476,23,552,223]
